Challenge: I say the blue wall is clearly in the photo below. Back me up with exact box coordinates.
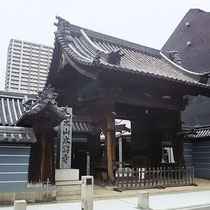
[0,145,30,192]
[184,142,193,167]
[184,141,210,179]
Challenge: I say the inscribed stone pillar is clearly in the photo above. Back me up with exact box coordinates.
[59,107,73,169]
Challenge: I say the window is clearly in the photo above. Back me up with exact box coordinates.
[12,63,20,67]
[21,84,28,88]
[13,56,21,59]
[13,48,21,52]
[22,61,30,64]
[20,88,28,91]
[14,40,22,44]
[14,44,21,48]
[10,82,18,86]
[11,75,19,78]
[13,52,20,56]
[12,59,20,63]
[21,72,29,76]
[22,65,30,68]
[21,78,28,82]
[10,87,18,91]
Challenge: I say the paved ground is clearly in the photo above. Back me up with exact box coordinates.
[57,178,210,201]
[1,190,210,210]
[1,178,210,209]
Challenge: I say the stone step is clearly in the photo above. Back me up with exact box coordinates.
[56,180,81,186]
[56,194,81,201]
[56,190,81,197]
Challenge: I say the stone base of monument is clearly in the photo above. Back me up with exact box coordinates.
[55,169,81,201]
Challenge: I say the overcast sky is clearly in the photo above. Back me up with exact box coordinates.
[0,0,210,91]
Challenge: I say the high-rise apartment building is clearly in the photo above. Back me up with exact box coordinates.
[5,39,53,93]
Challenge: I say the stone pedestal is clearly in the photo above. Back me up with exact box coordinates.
[55,169,81,201]
[14,200,26,210]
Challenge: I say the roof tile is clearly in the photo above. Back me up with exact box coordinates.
[53,18,210,91]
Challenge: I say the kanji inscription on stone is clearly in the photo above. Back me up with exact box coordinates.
[59,107,72,169]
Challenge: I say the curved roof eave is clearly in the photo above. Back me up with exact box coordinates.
[53,17,210,94]
[16,102,65,127]
[160,52,210,82]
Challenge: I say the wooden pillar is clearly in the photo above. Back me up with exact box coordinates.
[150,130,162,167]
[40,129,54,182]
[106,113,115,184]
[172,111,185,166]
[173,137,185,166]
[28,127,55,184]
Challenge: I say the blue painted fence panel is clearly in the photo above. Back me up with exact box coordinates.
[0,145,30,191]
[0,165,29,172]
[0,156,30,164]
[184,142,193,167]
[0,182,27,190]
[0,147,30,155]
[193,141,210,179]
[0,173,28,181]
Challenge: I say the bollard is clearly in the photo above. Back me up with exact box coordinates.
[86,152,90,175]
[46,177,49,202]
[138,193,149,209]
[81,176,93,210]
[14,200,26,210]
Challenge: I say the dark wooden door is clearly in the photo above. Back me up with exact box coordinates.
[72,143,87,177]
[131,118,151,167]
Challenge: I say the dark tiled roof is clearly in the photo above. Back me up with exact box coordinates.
[0,91,36,126]
[17,85,65,127]
[0,90,92,133]
[51,17,210,91]
[183,126,210,140]
[72,116,93,133]
[0,126,37,144]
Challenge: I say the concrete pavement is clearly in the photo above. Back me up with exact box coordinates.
[1,178,210,209]
[1,190,210,210]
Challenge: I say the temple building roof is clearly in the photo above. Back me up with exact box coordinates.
[47,16,210,96]
[182,125,210,140]
[72,116,93,133]
[0,126,36,144]
[0,91,35,126]
[17,85,65,127]
[0,90,92,133]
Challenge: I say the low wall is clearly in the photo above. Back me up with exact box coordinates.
[0,189,56,205]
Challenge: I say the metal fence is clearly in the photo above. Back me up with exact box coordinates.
[115,166,195,190]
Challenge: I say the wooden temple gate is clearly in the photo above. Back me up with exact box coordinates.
[85,104,186,187]
[46,17,210,188]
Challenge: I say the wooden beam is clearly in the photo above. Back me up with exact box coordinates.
[118,94,182,111]
[100,67,210,97]
[76,87,185,112]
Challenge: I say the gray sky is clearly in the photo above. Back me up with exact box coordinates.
[1,0,210,90]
